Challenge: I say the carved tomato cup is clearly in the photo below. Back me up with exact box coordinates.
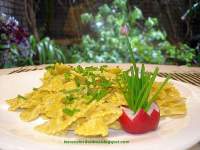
[119,103,160,134]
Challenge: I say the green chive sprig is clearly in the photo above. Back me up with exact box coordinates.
[121,36,170,112]
[122,64,170,112]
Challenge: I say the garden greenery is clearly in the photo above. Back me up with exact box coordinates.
[0,0,197,68]
[0,13,32,68]
[29,35,66,64]
[0,13,66,68]
[70,0,195,65]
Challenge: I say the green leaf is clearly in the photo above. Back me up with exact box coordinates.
[45,40,55,63]
[55,48,66,63]
[81,13,93,24]
[113,0,127,9]
[0,44,10,49]
[145,17,158,28]
[129,7,143,24]
[98,4,111,16]
[29,35,37,51]
[10,45,19,55]
[37,42,46,64]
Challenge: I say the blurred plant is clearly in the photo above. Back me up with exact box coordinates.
[0,14,66,68]
[181,1,200,65]
[29,35,66,64]
[0,13,33,68]
[71,0,194,65]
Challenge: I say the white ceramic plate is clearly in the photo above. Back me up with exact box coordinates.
[0,70,200,150]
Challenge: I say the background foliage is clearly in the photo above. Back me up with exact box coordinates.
[0,0,199,68]
[70,0,195,65]
[0,14,65,68]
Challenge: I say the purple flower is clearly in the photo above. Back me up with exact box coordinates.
[0,13,29,45]
[0,13,32,67]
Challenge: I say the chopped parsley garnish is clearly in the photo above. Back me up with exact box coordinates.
[64,72,71,81]
[33,88,38,91]
[99,79,112,88]
[63,95,75,104]
[86,89,109,103]
[74,65,84,73]
[83,95,93,101]
[63,108,80,116]
[61,65,111,105]
[17,95,26,100]
[85,66,98,72]
[100,65,108,72]
[95,89,108,101]
[74,77,81,87]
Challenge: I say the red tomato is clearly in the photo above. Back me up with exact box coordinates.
[119,103,160,134]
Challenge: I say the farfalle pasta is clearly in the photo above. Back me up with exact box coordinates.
[6,63,186,137]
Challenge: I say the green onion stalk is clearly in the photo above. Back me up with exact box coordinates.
[121,36,170,113]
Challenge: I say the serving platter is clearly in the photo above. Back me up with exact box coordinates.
[0,67,200,150]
